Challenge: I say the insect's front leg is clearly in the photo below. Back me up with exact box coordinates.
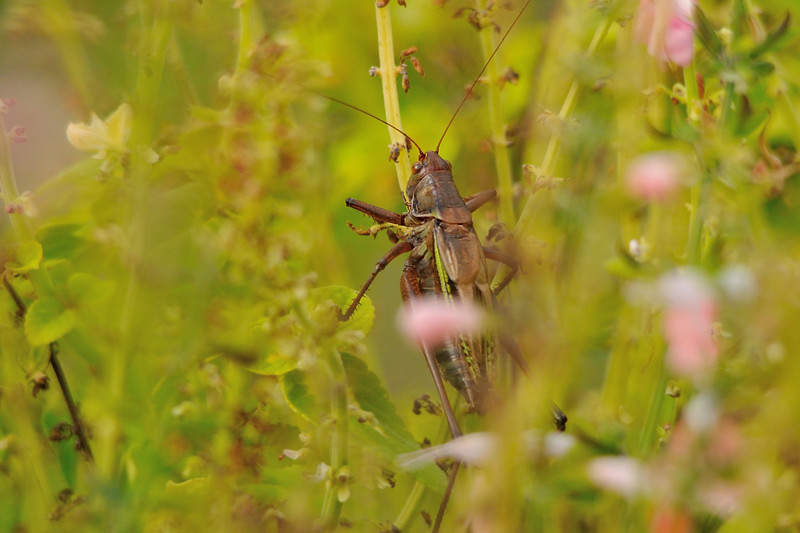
[345,197,406,225]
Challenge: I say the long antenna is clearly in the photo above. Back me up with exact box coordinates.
[435,0,531,153]
[317,92,424,157]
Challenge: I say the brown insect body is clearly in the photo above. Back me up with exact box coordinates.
[334,1,565,529]
[342,149,506,436]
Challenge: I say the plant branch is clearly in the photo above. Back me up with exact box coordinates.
[477,8,515,225]
[515,16,613,234]
[49,343,94,462]
[319,347,350,529]
[375,3,413,192]
[2,276,94,462]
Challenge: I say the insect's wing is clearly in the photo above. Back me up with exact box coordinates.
[432,222,496,399]
[433,223,490,300]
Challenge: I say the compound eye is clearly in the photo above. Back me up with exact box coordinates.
[412,161,423,173]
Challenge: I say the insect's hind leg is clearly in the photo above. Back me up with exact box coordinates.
[483,247,519,296]
[462,189,497,212]
[400,265,464,440]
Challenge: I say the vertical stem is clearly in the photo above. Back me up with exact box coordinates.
[319,347,349,529]
[477,11,514,225]
[42,0,92,111]
[236,0,254,74]
[515,17,612,234]
[393,397,451,531]
[683,59,700,126]
[375,4,413,192]
[685,168,711,264]
[102,0,175,478]
[0,112,34,241]
[636,345,667,456]
[718,81,737,134]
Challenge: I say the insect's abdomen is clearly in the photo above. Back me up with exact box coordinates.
[434,339,485,413]
[401,246,488,414]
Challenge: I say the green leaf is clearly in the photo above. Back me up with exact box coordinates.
[247,353,297,376]
[341,352,446,492]
[312,285,374,336]
[69,272,115,304]
[36,223,86,262]
[7,241,43,274]
[694,6,724,59]
[281,370,320,423]
[749,12,792,59]
[24,297,76,346]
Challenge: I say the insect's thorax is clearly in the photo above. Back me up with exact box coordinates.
[406,151,472,225]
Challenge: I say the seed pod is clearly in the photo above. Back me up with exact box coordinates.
[409,56,425,77]
[400,46,418,58]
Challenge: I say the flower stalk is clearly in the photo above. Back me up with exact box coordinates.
[375,3,413,192]
[477,15,515,225]
[515,16,613,235]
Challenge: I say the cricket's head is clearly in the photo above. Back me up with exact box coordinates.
[405,151,471,224]
[406,151,452,200]
[416,151,451,173]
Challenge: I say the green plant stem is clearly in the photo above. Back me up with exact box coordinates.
[683,59,700,126]
[477,12,514,225]
[375,3,413,192]
[718,80,737,134]
[43,0,92,111]
[777,89,800,150]
[515,17,612,235]
[393,409,452,530]
[636,345,667,456]
[104,0,175,479]
[394,481,426,530]
[685,168,711,264]
[236,0,254,74]
[319,347,350,530]
[0,114,34,241]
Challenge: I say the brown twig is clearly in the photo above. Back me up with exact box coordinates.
[2,275,94,462]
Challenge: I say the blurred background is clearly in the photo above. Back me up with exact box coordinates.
[2,0,800,531]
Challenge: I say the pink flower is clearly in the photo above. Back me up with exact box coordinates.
[397,431,575,469]
[626,152,683,202]
[634,0,695,66]
[396,297,483,347]
[659,270,719,381]
[586,456,646,498]
[651,507,693,533]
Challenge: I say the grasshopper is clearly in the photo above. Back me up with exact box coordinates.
[339,150,528,438]
[334,0,565,528]
[336,0,565,440]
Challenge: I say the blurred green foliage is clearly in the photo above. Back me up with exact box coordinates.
[1,0,800,532]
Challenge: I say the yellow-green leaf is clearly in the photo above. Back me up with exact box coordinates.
[7,241,43,274]
[311,285,375,336]
[24,298,76,346]
[247,353,297,376]
[69,272,115,304]
[281,370,319,423]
